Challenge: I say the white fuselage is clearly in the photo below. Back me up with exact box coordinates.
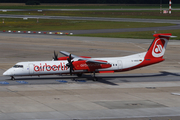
[3,52,146,77]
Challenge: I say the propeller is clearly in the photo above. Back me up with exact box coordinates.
[66,54,74,75]
[53,50,58,60]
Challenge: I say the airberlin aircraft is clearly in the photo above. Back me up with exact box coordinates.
[3,33,175,81]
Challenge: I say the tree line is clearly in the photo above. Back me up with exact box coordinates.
[1,0,180,4]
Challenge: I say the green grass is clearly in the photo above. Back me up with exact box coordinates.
[75,30,180,40]
[0,18,174,31]
[1,4,180,20]
[1,18,178,40]
[1,4,180,9]
[1,10,180,20]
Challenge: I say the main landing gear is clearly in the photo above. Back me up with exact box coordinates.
[11,76,15,81]
[77,73,82,77]
[93,71,98,81]
[72,73,83,81]
[72,72,98,82]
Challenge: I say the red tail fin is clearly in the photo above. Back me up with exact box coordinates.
[145,33,172,59]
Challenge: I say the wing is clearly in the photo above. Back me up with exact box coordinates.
[60,51,109,64]
[86,59,109,64]
[60,51,79,58]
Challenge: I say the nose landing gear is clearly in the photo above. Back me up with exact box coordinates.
[11,76,15,81]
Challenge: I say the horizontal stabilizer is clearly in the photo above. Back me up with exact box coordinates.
[153,33,176,38]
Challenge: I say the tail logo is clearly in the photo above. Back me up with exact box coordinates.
[152,38,167,58]
[154,44,163,53]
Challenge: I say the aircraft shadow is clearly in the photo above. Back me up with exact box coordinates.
[11,75,119,86]
[5,71,180,86]
[98,71,180,79]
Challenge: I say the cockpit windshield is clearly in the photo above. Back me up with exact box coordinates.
[13,65,23,68]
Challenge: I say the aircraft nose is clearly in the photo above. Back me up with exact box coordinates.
[3,70,12,76]
[3,71,8,76]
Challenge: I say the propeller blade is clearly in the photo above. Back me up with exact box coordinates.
[53,51,58,60]
[70,66,72,75]
[66,54,74,75]
[69,54,71,62]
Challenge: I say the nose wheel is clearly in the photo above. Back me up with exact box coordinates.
[11,76,15,81]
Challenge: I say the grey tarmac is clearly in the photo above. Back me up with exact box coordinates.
[0,72,180,85]
[0,33,180,119]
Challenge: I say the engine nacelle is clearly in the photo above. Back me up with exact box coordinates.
[58,56,69,60]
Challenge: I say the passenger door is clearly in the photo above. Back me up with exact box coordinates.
[28,64,34,75]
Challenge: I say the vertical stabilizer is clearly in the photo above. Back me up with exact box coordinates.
[130,33,175,69]
[145,33,172,59]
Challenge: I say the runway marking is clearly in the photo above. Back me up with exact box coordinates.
[55,80,68,83]
[0,81,9,85]
[75,80,86,82]
[53,38,63,39]
[16,81,28,84]
[129,42,146,50]
[171,93,180,96]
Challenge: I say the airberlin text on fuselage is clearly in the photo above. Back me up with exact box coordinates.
[34,63,68,72]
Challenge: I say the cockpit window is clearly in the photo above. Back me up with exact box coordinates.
[13,65,23,68]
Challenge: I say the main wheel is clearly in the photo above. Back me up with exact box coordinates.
[77,73,82,77]
[11,76,15,81]
[93,77,98,81]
